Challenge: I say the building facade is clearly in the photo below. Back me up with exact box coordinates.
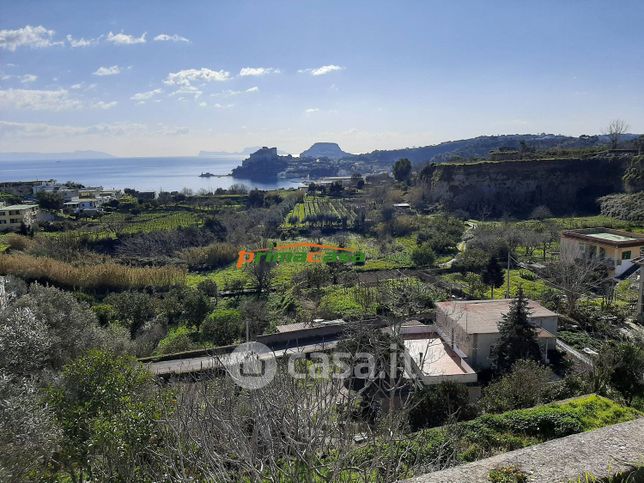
[560,228,644,279]
[435,299,558,370]
[0,204,39,231]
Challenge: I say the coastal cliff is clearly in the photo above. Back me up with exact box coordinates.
[230,147,291,180]
[420,155,633,217]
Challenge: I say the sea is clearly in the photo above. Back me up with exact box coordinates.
[0,156,303,192]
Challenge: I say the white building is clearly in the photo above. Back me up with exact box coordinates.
[435,299,558,370]
[0,204,39,231]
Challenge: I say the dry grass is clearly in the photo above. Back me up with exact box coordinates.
[0,252,186,290]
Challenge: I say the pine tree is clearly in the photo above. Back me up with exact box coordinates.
[490,286,542,374]
[481,255,504,298]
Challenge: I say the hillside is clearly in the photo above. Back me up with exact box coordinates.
[347,133,639,167]
[420,154,632,217]
[300,142,351,160]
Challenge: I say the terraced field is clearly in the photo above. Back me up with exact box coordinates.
[284,196,356,228]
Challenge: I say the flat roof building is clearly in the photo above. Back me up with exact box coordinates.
[561,227,644,279]
[435,299,558,370]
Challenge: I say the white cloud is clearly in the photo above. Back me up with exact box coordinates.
[130,88,163,102]
[0,88,82,110]
[305,107,320,113]
[93,65,121,76]
[0,88,117,111]
[106,31,147,45]
[198,101,207,107]
[0,120,188,139]
[211,86,259,98]
[92,100,117,110]
[20,74,37,83]
[239,67,280,77]
[169,85,203,99]
[0,73,38,83]
[66,34,101,47]
[164,68,231,87]
[0,25,62,51]
[153,33,190,43]
[299,64,344,76]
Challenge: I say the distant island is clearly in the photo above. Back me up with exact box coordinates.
[0,150,115,161]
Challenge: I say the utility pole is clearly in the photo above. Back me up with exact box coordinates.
[505,251,511,298]
[639,264,643,319]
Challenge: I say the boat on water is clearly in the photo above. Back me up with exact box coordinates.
[199,172,216,177]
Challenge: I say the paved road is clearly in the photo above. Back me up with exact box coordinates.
[148,339,341,376]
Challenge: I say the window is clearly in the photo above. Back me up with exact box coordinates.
[0,220,6,224]
[621,251,631,260]
[9,218,19,224]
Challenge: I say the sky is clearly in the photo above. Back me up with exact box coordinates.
[1,0,643,157]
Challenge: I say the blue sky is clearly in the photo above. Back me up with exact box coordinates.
[1,0,643,156]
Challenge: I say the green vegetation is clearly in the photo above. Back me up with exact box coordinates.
[284,195,356,228]
[347,395,640,480]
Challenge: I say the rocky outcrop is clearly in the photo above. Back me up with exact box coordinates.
[300,142,350,160]
[230,147,291,180]
[420,155,632,217]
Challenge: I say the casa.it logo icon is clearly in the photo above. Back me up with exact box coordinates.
[236,242,366,269]
[227,341,277,389]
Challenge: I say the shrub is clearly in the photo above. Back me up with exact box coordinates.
[488,466,528,483]
[411,243,436,267]
[409,382,476,430]
[201,308,243,346]
[156,326,197,355]
[4,233,34,252]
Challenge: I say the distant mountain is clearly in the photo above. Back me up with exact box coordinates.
[300,142,351,160]
[347,133,640,167]
[0,150,115,161]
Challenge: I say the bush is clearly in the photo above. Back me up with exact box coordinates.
[156,326,197,355]
[481,360,555,413]
[200,308,243,346]
[409,382,476,430]
[411,243,436,267]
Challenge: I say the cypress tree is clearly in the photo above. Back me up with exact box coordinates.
[490,286,542,373]
[481,255,504,298]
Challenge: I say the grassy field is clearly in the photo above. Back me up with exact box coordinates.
[443,268,555,300]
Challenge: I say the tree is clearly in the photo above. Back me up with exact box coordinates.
[36,191,64,210]
[408,382,475,430]
[481,360,556,412]
[481,256,504,298]
[412,242,436,267]
[0,307,51,376]
[200,308,243,346]
[606,119,629,149]
[0,371,61,481]
[392,158,412,183]
[48,350,166,482]
[593,340,644,404]
[105,290,156,337]
[544,245,609,314]
[530,205,553,220]
[490,287,542,374]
